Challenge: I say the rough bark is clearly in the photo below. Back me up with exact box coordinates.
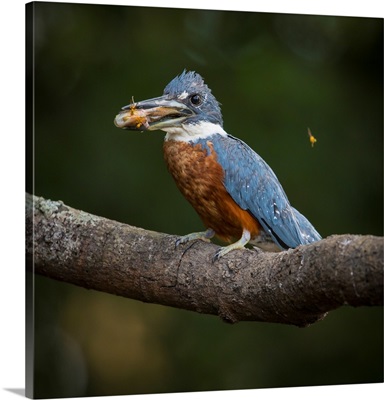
[26,193,383,327]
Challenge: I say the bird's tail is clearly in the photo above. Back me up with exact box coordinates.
[292,207,322,245]
[250,208,321,252]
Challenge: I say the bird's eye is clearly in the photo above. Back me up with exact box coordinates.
[190,94,202,106]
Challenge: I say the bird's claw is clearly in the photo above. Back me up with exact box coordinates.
[212,248,225,262]
[175,229,215,249]
[175,235,195,249]
[175,237,187,248]
[211,231,251,262]
[212,246,236,262]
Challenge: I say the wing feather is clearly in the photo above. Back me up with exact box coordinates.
[209,134,321,249]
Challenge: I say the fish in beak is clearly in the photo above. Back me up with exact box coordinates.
[114,96,193,131]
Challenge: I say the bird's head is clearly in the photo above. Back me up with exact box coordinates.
[114,71,223,138]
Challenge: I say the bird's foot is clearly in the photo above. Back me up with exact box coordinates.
[175,228,215,248]
[213,242,246,262]
[212,229,251,262]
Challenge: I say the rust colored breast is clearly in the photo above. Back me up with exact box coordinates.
[163,139,261,242]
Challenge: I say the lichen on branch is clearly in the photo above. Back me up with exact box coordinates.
[26,193,383,327]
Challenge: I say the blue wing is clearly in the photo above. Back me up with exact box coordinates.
[206,134,321,249]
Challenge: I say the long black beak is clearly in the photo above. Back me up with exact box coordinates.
[114,95,193,131]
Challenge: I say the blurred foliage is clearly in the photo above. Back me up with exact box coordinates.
[30,2,383,398]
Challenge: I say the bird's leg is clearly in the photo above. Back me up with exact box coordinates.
[213,229,251,261]
[175,228,216,247]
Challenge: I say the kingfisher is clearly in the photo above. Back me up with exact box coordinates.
[114,70,321,259]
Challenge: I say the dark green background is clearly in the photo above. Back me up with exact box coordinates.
[30,2,383,398]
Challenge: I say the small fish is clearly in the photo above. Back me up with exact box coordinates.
[114,99,150,130]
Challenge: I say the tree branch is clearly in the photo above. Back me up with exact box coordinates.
[26,193,383,327]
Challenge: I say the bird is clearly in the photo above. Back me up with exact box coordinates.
[114,70,321,259]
